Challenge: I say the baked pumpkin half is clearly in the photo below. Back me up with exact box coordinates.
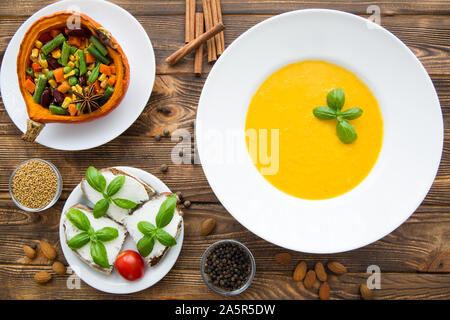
[17,11,130,141]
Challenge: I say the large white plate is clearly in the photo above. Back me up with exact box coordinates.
[0,0,155,150]
[59,167,184,294]
[196,9,443,253]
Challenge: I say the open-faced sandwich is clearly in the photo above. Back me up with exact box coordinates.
[62,204,127,274]
[124,193,183,266]
[81,167,155,224]
[17,11,130,142]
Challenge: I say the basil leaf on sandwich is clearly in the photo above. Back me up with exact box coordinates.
[106,175,125,197]
[93,198,110,218]
[138,221,157,237]
[95,227,119,242]
[90,240,110,269]
[66,208,91,231]
[155,194,177,228]
[86,166,106,193]
[137,235,155,258]
[67,232,90,249]
[155,228,177,247]
[113,198,138,209]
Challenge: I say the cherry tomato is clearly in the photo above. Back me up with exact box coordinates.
[115,250,145,281]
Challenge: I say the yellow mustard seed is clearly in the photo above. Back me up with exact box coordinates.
[12,161,58,209]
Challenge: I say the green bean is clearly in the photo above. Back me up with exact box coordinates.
[88,62,101,83]
[68,76,78,86]
[77,49,87,75]
[40,53,48,60]
[61,41,70,66]
[32,74,48,103]
[89,36,108,56]
[86,45,110,65]
[99,85,114,105]
[26,67,34,78]
[49,104,69,115]
[70,45,78,55]
[41,33,65,55]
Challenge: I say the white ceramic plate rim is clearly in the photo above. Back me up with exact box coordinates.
[0,0,155,150]
[59,167,184,294]
[196,9,443,253]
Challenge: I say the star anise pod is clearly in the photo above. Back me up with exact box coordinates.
[72,84,103,115]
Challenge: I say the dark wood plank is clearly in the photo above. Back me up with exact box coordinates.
[1,199,449,274]
[0,264,449,299]
[1,0,450,16]
[1,15,449,75]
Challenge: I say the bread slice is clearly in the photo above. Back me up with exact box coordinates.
[81,168,155,224]
[62,204,127,274]
[124,193,183,266]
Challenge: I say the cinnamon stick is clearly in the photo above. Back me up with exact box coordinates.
[202,0,217,62]
[166,22,224,66]
[210,0,223,55]
[215,0,225,54]
[185,0,195,43]
[194,12,204,75]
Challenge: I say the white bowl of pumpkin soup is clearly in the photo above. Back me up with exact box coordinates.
[196,9,443,253]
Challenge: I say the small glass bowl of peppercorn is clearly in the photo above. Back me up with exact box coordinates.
[9,159,63,212]
[201,239,256,296]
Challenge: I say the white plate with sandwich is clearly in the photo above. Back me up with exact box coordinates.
[59,166,184,294]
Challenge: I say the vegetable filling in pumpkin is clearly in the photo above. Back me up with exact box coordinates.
[25,27,117,116]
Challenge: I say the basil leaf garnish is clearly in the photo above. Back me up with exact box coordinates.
[155,195,177,229]
[90,240,110,269]
[86,166,106,193]
[327,88,345,111]
[67,232,90,249]
[313,106,337,120]
[93,198,110,218]
[340,107,363,120]
[138,221,157,237]
[113,198,138,209]
[106,175,125,197]
[336,120,357,144]
[137,235,155,258]
[95,227,119,242]
[155,229,177,247]
[66,209,91,231]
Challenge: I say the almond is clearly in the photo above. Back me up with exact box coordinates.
[34,271,51,284]
[274,252,292,265]
[315,262,327,282]
[303,270,316,289]
[200,218,216,236]
[52,261,67,275]
[327,261,347,275]
[40,241,56,260]
[319,282,330,300]
[23,245,36,259]
[293,261,307,281]
[360,284,373,300]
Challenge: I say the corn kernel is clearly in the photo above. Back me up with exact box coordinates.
[52,49,61,59]
[48,79,57,88]
[67,61,75,69]
[74,84,83,94]
[100,79,108,89]
[31,48,39,59]
[34,40,43,49]
[30,57,38,63]
[42,68,49,75]
[72,94,77,100]
[98,73,107,82]
[64,70,76,79]
[87,63,95,70]
[62,97,72,109]
[38,57,48,69]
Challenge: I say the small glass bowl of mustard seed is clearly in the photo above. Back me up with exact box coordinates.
[201,240,256,296]
[9,159,63,212]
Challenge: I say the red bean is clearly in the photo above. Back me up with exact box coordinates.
[52,89,65,104]
[40,88,51,108]
[47,56,60,70]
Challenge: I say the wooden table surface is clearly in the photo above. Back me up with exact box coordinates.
[0,0,449,300]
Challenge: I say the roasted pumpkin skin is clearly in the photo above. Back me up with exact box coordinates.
[17,11,130,123]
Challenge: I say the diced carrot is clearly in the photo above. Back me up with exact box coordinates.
[68,104,77,116]
[78,38,86,49]
[68,36,81,47]
[50,29,61,38]
[53,68,65,83]
[57,81,70,93]
[85,52,96,64]
[94,80,100,92]
[38,32,52,44]
[26,75,33,82]
[97,88,105,95]
[32,62,42,72]
[107,75,116,86]
[99,64,111,75]
[24,79,36,93]
[109,65,116,74]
